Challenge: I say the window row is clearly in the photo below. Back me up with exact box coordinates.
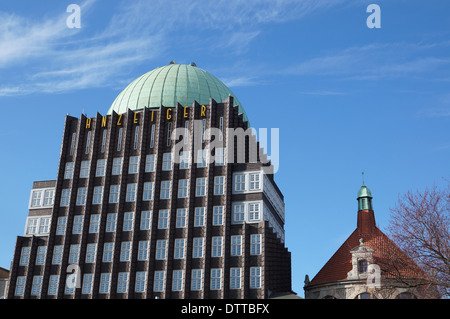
[63,148,227,181]
[15,266,262,297]
[54,206,227,236]
[60,176,226,207]
[18,234,261,267]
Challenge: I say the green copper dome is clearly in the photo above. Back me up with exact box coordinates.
[357,185,373,211]
[107,62,248,123]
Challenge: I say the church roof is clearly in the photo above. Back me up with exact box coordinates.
[308,186,428,287]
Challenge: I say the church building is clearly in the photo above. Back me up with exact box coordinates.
[304,183,434,299]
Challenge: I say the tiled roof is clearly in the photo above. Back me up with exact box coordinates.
[308,210,427,286]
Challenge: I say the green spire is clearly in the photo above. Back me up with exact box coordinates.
[357,175,373,211]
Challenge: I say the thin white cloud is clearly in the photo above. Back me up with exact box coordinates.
[0,0,351,96]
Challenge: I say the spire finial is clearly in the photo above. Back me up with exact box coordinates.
[362,171,365,186]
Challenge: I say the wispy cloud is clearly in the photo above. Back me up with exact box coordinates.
[283,42,450,81]
[0,0,351,96]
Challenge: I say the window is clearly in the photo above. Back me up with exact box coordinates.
[358,259,368,274]
[105,213,117,232]
[167,122,172,146]
[92,186,103,204]
[191,269,202,291]
[69,133,76,156]
[162,152,172,171]
[212,206,224,226]
[150,124,155,148]
[195,177,207,197]
[52,245,63,265]
[117,272,129,293]
[192,237,204,258]
[82,274,94,294]
[125,183,137,202]
[153,271,165,292]
[178,179,189,198]
[89,214,100,233]
[233,204,245,223]
[101,129,107,153]
[235,174,246,192]
[137,241,149,261]
[76,187,87,206]
[99,273,111,294]
[69,244,80,264]
[65,275,74,295]
[25,218,38,235]
[176,208,187,228]
[140,211,151,230]
[31,276,43,296]
[249,173,260,190]
[179,151,190,169]
[85,243,97,263]
[214,176,225,195]
[174,238,185,259]
[215,147,225,166]
[250,234,262,255]
[123,212,134,231]
[135,272,147,293]
[128,156,139,174]
[31,190,42,207]
[219,117,224,141]
[80,160,90,178]
[43,189,54,206]
[211,237,223,257]
[109,185,120,203]
[158,210,169,229]
[120,242,131,261]
[19,247,31,266]
[155,240,167,260]
[72,215,83,234]
[56,216,67,235]
[39,217,50,234]
[194,207,205,227]
[248,203,261,221]
[172,270,183,291]
[47,275,59,296]
[145,154,155,172]
[250,267,261,289]
[117,127,123,151]
[133,126,140,150]
[96,159,106,177]
[15,276,26,296]
[201,119,206,143]
[60,189,71,207]
[35,246,47,265]
[112,157,122,175]
[85,131,92,154]
[64,162,74,179]
[230,268,241,289]
[143,182,153,201]
[231,235,242,256]
[103,243,114,262]
[196,149,208,168]
[160,180,171,199]
[210,269,222,290]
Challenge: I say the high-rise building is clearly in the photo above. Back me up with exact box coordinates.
[7,62,291,299]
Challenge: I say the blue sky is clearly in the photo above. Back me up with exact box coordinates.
[0,0,449,297]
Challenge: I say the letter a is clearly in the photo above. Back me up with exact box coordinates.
[366,4,381,29]
[66,4,81,29]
